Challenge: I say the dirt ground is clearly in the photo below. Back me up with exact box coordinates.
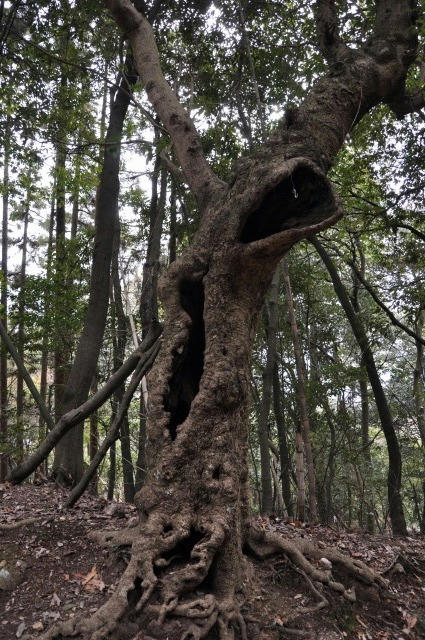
[1,483,424,640]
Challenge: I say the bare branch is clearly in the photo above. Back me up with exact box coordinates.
[348,259,425,346]
[105,0,227,208]
[159,149,185,183]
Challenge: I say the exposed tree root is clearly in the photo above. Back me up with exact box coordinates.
[41,514,248,640]
[88,526,138,548]
[0,517,37,530]
[246,522,387,605]
[40,519,390,640]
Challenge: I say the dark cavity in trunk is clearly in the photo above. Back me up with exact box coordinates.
[240,167,332,243]
[165,279,205,440]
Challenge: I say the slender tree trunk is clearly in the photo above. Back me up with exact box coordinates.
[70,150,80,240]
[359,364,374,532]
[168,182,177,265]
[111,220,135,503]
[0,117,10,481]
[312,348,337,526]
[282,257,318,522]
[325,410,336,525]
[89,375,99,495]
[15,196,30,463]
[134,392,147,492]
[312,238,407,536]
[134,148,167,492]
[140,162,166,338]
[413,307,425,533]
[257,270,279,514]
[39,188,55,475]
[53,142,68,425]
[272,362,293,517]
[295,428,306,521]
[108,439,116,501]
[53,59,138,485]
[351,245,374,532]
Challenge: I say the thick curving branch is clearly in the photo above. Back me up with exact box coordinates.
[105,0,227,209]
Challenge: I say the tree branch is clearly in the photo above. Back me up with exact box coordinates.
[388,88,425,119]
[348,259,425,346]
[159,149,185,183]
[105,0,227,208]
[65,339,160,507]
[0,319,55,433]
[7,325,162,484]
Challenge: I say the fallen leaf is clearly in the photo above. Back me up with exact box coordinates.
[356,615,367,628]
[74,566,105,592]
[32,622,44,631]
[16,622,26,638]
[402,613,417,634]
[82,566,98,585]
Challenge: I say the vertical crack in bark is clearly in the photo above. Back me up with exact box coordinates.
[165,279,205,440]
[240,166,334,243]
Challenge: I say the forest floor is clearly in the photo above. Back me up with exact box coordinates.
[0,484,424,640]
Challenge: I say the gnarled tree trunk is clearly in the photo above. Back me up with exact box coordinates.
[42,0,419,636]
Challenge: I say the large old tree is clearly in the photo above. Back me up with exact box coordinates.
[30,0,423,637]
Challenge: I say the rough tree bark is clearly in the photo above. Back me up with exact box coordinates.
[42,0,419,637]
[312,238,407,535]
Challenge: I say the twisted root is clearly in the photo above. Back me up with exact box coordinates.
[246,523,387,607]
[41,515,247,640]
[41,518,386,640]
